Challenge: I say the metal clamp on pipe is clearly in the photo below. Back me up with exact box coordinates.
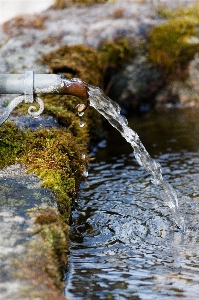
[0,71,89,125]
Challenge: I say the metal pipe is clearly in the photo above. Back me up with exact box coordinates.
[0,73,89,100]
[0,72,89,125]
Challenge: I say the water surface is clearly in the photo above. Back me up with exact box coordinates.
[65,108,199,300]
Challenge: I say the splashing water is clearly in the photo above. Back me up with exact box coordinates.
[87,85,185,231]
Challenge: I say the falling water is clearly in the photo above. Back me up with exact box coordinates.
[87,85,185,231]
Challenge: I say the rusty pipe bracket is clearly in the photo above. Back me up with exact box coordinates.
[0,72,89,125]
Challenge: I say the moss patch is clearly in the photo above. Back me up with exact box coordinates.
[98,37,136,91]
[99,38,135,68]
[40,39,135,139]
[0,122,88,222]
[41,39,135,87]
[157,3,199,20]
[0,121,88,297]
[0,122,26,169]
[52,0,106,9]
[41,44,102,86]
[22,127,89,221]
[148,4,199,77]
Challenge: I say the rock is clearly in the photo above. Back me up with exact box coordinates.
[108,55,163,112]
[0,0,197,111]
[0,164,56,300]
[155,55,199,107]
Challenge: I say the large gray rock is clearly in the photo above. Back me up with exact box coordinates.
[0,164,56,300]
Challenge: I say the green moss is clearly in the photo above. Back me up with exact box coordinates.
[40,39,135,139]
[41,44,102,86]
[148,5,199,76]
[98,38,136,90]
[99,37,136,67]
[41,39,135,87]
[22,127,89,221]
[0,122,26,168]
[0,122,89,221]
[157,3,199,20]
[52,0,106,9]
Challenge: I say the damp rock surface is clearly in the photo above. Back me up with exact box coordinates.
[0,164,56,299]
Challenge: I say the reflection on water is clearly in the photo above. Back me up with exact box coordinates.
[65,108,199,300]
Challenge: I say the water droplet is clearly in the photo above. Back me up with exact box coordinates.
[83,169,88,177]
[79,121,84,127]
[78,111,84,117]
[76,103,86,113]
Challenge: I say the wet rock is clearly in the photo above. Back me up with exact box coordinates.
[10,114,60,130]
[108,55,163,112]
[0,164,56,300]
[155,55,199,107]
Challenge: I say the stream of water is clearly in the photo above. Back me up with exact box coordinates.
[65,106,199,299]
[88,86,185,230]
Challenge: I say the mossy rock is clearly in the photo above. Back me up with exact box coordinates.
[148,7,199,76]
[41,38,135,87]
[0,122,89,221]
[41,44,102,86]
[52,0,106,9]
[99,38,136,68]
[98,38,136,91]
[41,44,104,139]
[157,3,199,20]
[40,38,135,135]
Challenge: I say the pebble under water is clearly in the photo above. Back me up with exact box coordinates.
[65,108,199,300]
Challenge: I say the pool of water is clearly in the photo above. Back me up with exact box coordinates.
[65,107,199,300]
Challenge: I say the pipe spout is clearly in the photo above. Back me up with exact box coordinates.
[61,78,89,112]
[0,73,89,101]
[0,72,89,125]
